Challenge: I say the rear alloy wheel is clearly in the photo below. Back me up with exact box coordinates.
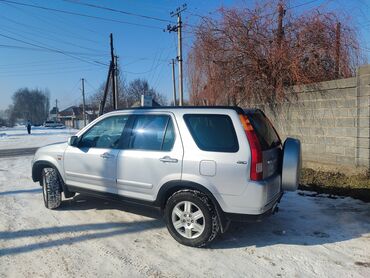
[172,201,205,239]
[165,190,219,247]
[41,168,62,209]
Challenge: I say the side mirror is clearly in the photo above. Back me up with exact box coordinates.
[68,135,79,147]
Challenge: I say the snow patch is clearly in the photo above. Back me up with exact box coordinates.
[0,126,78,150]
[0,156,369,277]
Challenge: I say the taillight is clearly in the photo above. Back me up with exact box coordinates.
[239,115,263,181]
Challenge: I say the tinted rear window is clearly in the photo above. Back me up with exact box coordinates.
[245,110,281,150]
[184,114,239,152]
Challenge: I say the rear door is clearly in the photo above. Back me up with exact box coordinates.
[181,112,249,196]
[116,113,183,201]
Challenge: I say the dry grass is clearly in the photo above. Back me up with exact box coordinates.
[299,168,370,202]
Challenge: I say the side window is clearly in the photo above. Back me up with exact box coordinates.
[128,115,175,151]
[184,114,239,152]
[79,115,129,149]
[162,119,175,151]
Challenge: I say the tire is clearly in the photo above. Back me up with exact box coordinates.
[41,168,62,209]
[164,190,220,247]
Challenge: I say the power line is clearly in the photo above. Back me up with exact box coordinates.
[185,0,322,23]
[0,19,109,55]
[0,63,103,74]
[152,53,172,92]
[0,43,107,58]
[0,32,109,67]
[58,79,89,110]
[84,79,98,92]
[63,0,174,23]
[2,1,105,44]
[288,0,322,10]
[0,67,105,77]
[0,57,86,68]
[148,49,165,85]
[0,0,164,30]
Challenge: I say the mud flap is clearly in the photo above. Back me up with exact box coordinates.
[281,138,302,191]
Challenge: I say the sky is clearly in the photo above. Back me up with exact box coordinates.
[0,0,370,112]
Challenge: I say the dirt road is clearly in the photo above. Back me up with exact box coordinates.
[0,148,38,158]
[0,156,369,277]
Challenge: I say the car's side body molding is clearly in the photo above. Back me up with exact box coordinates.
[64,179,230,233]
[66,184,158,207]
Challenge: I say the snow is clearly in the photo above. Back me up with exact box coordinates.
[0,126,78,150]
[0,156,369,277]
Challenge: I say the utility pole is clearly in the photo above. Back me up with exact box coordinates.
[110,33,117,110]
[168,4,186,106]
[99,62,113,116]
[55,99,58,122]
[114,55,119,108]
[335,22,341,79]
[171,58,177,106]
[276,2,285,92]
[177,13,183,106]
[277,2,285,48]
[81,78,86,127]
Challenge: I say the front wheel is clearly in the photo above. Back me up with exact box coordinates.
[41,168,62,209]
[164,190,219,247]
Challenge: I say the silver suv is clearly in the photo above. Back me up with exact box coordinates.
[32,106,301,247]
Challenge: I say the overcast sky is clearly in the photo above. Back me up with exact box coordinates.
[0,0,369,111]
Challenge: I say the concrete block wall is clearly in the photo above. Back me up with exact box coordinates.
[356,66,370,168]
[254,65,370,171]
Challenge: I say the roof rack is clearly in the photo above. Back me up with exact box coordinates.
[117,105,245,114]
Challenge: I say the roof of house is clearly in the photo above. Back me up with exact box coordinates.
[59,106,83,117]
[49,107,59,114]
[131,99,161,108]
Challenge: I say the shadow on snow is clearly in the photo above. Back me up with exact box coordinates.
[1,192,369,255]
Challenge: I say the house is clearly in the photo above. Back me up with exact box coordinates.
[131,98,161,108]
[58,106,97,129]
[48,107,59,122]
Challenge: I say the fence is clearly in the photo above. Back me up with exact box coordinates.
[254,65,370,172]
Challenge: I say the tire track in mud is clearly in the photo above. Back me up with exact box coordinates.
[0,148,37,158]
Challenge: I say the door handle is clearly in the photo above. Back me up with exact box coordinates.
[159,156,178,163]
[100,152,114,159]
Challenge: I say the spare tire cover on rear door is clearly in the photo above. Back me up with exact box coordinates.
[281,138,302,191]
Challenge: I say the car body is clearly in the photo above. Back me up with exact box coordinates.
[32,106,301,247]
[43,121,65,128]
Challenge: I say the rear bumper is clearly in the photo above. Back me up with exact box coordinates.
[224,191,283,222]
[217,173,282,215]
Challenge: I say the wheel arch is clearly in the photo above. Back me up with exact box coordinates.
[32,160,57,183]
[155,180,230,233]
[32,160,73,197]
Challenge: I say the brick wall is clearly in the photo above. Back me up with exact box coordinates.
[254,65,370,171]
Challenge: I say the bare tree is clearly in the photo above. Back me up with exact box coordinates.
[10,88,50,125]
[88,77,167,110]
[87,73,127,111]
[187,1,362,106]
[126,78,167,107]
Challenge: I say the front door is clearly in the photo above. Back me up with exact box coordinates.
[64,115,129,194]
[116,113,183,201]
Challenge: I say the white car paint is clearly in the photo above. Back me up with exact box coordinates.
[33,107,286,215]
